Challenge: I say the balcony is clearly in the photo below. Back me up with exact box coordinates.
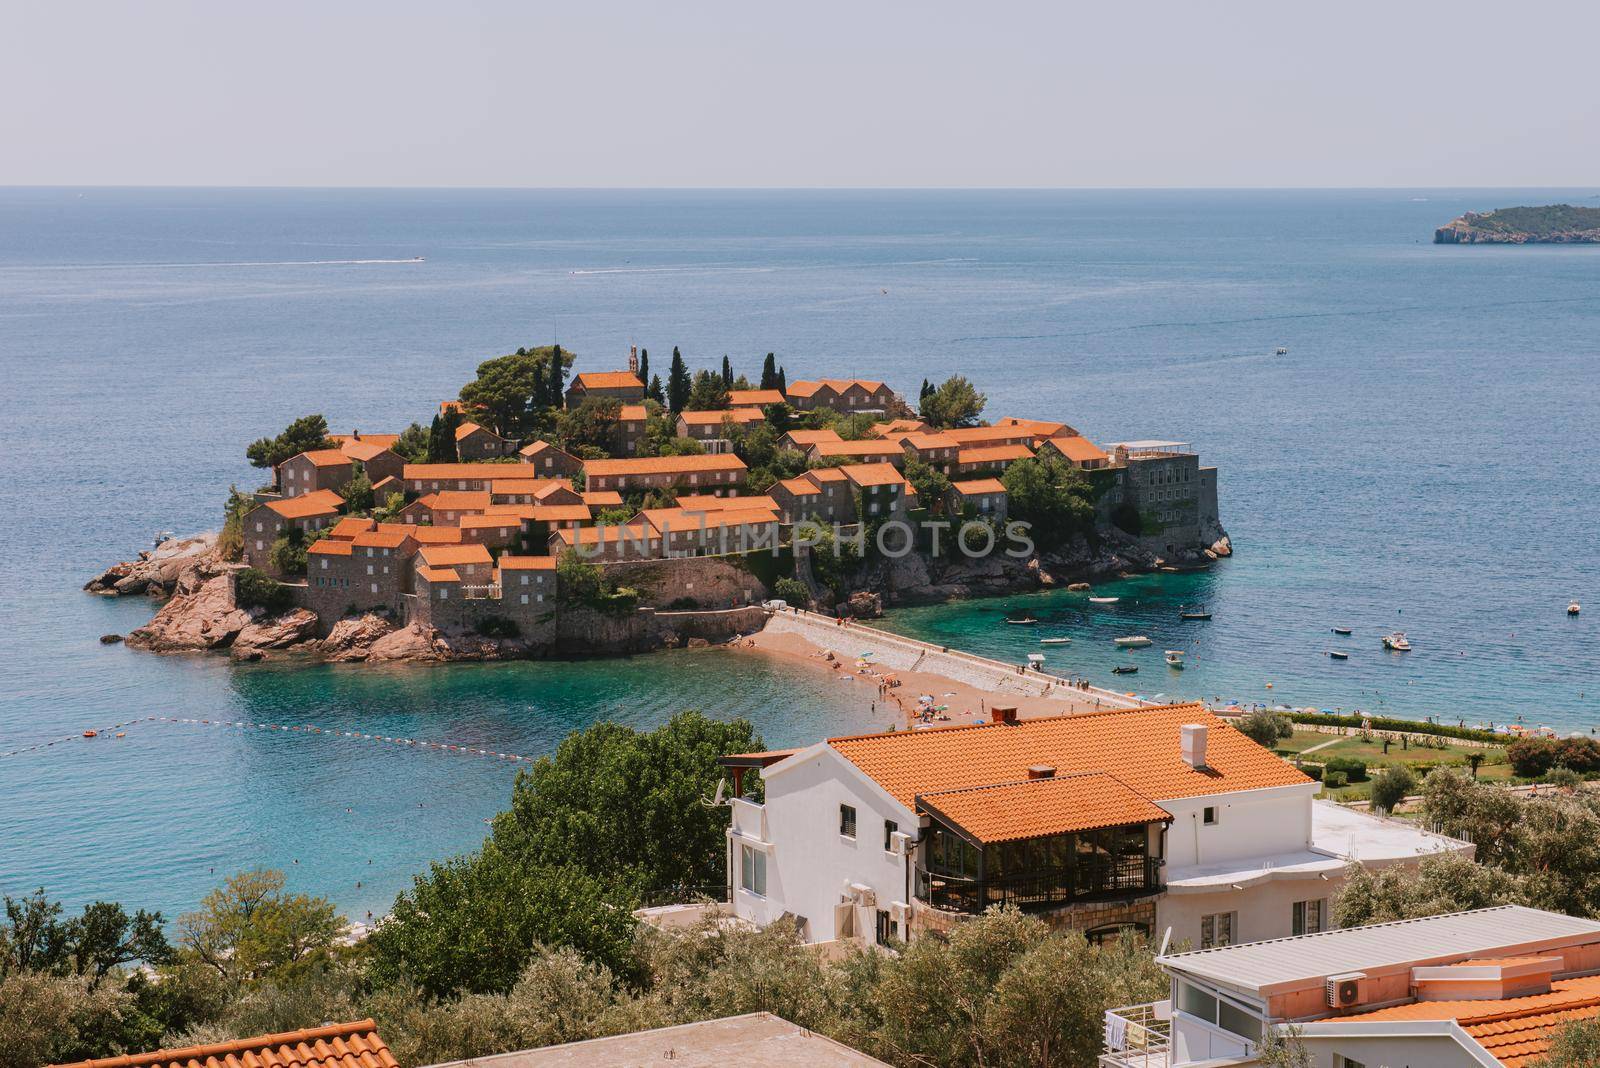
[1100,1002,1171,1068]
[916,854,1163,915]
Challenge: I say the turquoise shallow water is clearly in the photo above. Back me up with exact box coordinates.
[2,187,1598,918]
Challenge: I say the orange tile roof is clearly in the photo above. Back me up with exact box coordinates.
[457,513,522,530]
[778,476,823,496]
[997,417,1075,437]
[958,443,1034,465]
[582,490,624,506]
[618,404,648,422]
[828,704,1312,808]
[500,555,558,570]
[456,420,505,441]
[1046,435,1109,463]
[944,425,1039,445]
[872,418,928,437]
[1346,974,1600,1068]
[727,389,786,406]
[328,517,377,539]
[517,439,571,458]
[308,539,354,556]
[899,432,960,450]
[840,462,908,488]
[350,530,414,549]
[408,526,464,545]
[440,400,463,414]
[781,429,844,446]
[678,408,766,426]
[676,494,778,512]
[417,566,461,582]
[555,522,654,546]
[421,491,492,511]
[790,378,886,397]
[951,478,1006,495]
[571,371,644,390]
[339,440,394,463]
[403,463,522,481]
[583,454,748,477]
[784,380,833,398]
[47,1018,398,1068]
[919,772,1173,844]
[418,543,493,567]
[263,490,344,520]
[491,478,552,494]
[805,466,849,483]
[331,433,401,449]
[809,440,904,459]
[291,448,354,469]
[530,505,592,522]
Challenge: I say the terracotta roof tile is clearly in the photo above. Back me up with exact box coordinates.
[678,408,767,427]
[1347,974,1600,1067]
[328,517,377,539]
[308,539,354,556]
[517,440,572,459]
[840,462,908,488]
[583,454,747,477]
[872,419,928,437]
[529,505,592,522]
[420,491,491,511]
[944,425,1039,445]
[455,420,498,441]
[780,429,844,446]
[997,417,1076,437]
[951,478,1007,494]
[331,433,401,449]
[403,463,523,481]
[458,513,523,529]
[958,443,1034,465]
[293,449,354,468]
[500,555,558,570]
[727,389,786,406]
[417,566,461,582]
[47,1018,398,1068]
[618,404,648,422]
[418,543,493,567]
[676,494,779,512]
[1046,435,1109,463]
[828,704,1312,808]
[919,772,1172,844]
[350,530,414,549]
[582,490,624,507]
[571,371,644,390]
[408,526,464,545]
[339,441,394,462]
[778,476,823,495]
[263,490,344,520]
[809,441,905,460]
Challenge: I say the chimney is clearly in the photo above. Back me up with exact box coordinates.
[1181,724,1209,769]
[1026,764,1056,780]
[990,706,1019,725]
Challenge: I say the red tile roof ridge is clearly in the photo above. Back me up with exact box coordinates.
[46,1018,394,1068]
[918,767,1156,800]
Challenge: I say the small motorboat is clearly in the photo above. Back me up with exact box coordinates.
[1179,608,1212,620]
[1005,617,1039,625]
[1089,596,1120,604]
[1381,632,1412,651]
[1329,650,1349,660]
[1570,602,1582,616]
[1164,650,1185,668]
[82,730,98,738]
[1112,665,1139,675]
[1040,637,1071,645]
[1114,635,1153,648]
[1332,627,1353,636]
[1275,346,1289,356]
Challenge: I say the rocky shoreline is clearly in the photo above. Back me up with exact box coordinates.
[1434,205,1600,244]
[86,523,1231,663]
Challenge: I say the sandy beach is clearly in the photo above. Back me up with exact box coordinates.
[736,622,1139,729]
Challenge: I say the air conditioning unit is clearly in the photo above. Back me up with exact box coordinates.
[889,831,914,856]
[845,882,877,907]
[889,901,910,922]
[1326,971,1369,1009]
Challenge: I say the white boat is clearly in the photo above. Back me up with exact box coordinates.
[1039,637,1071,645]
[1569,602,1581,616]
[1088,596,1120,604]
[1275,346,1289,355]
[1381,632,1412,651]
[1114,636,1153,648]
[1164,650,1185,668]
[1005,617,1038,625]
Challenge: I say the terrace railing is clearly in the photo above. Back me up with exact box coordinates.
[916,855,1162,915]
[1100,1001,1171,1068]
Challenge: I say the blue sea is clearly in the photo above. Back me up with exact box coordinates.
[2,187,1598,921]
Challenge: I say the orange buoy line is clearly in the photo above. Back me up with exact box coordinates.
[152,716,532,765]
[1,716,162,758]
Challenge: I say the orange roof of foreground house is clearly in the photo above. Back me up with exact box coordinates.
[1346,973,1600,1067]
[809,440,904,459]
[872,418,928,437]
[583,454,748,477]
[958,443,1034,465]
[351,530,414,549]
[417,566,461,583]
[571,371,644,390]
[618,404,648,422]
[403,462,522,481]
[329,516,377,539]
[418,543,494,567]
[840,462,908,488]
[407,526,464,545]
[828,704,1312,808]
[919,772,1173,844]
[582,490,624,507]
[789,378,886,397]
[331,432,401,449]
[518,439,572,459]
[458,513,523,530]
[778,475,823,496]
[781,429,843,446]
[308,539,354,557]
[944,425,1039,445]
[727,388,786,406]
[491,478,555,495]
[1046,435,1109,464]
[951,478,1006,495]
[456,420,505,441]
[339,440,396,463]
[678,408,767,427]
[997,417,1077,438]
[530,504,592,522]
[289,448,354,469]
[676,493,778,513]
[264,490,344,520]
[419,491,492,512]
[48,1018,398,1068]
[500,555,558,571]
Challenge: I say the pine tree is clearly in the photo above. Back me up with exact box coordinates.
[548,344,566,407]
[776,366,787,394]
[638,348,649,387]
[648,373,666,404]
[667,347,692,414]
[920,378,933,401]
[721,355,733,388]
[760,353,777,390]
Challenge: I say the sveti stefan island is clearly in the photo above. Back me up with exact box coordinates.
[6,8,1600,1068]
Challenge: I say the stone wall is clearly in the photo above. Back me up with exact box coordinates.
[601,555,770,609]
[910,895,1157,943]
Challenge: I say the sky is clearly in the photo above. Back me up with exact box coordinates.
[4,0,1597,188]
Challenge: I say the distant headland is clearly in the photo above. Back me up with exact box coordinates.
[1435,204,1600,244]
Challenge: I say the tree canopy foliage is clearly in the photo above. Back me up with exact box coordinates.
[1001,453,1097,549]
[918,376,986,429]
[245,415,335,470]
[457,346,571,438]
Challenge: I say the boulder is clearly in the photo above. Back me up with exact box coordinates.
[234,609,319,652]
[319,614,397,662]
[367,623,444,662]
[843,590,884,619]
[99,633,123,645]
[125,572,250,652]
[1067,582,1091,591]
[85,533,218,598]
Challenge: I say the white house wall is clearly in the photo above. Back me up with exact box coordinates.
[1160,783,1318,869]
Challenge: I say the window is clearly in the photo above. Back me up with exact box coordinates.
[1203,806,1218,825]
[875,909,898,946]
[739,844,767,896]
[840,804,857,839]
[884,819,899,851]
[1335,1058,1366,1068]
[520,594,529,605]
[1293,898,1325,936]
[1200,912,1236,948]
[369,583,378,594]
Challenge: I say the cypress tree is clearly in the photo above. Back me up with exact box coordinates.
[776,366,787,394]
[721,355,733,388]
[548,344,565,407]
[920,378,933,401]
[638,347,649,387]
[760,353,777,390]
[648,373,665,404]
[667,347,692,414]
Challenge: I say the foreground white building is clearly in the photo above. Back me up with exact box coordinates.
[717,703,1467,951]
[1107,905,1600,1067]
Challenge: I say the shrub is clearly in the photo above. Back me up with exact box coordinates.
[664,597,699,611]
[1324,771,1349,789]
[1323,757,1369,783]
[1556,737,1600,773]
[475,616,519,639]
[1500,737,1600,778]
[1296,763,1323,782]
[234,568,291,613]
[1237,710,1294,749]
[1547,766,1583,790]
[1369,765,1417,813]
[773,577,810,606]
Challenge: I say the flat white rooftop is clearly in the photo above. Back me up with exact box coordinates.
[1164,801,1469,891]
[1158,906,1600,996]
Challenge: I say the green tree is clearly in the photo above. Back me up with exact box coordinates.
[1332,853,1520,928]
[459,350,544,437]
[637,347,649,388]
[720,355,733,388]
[427,411,461,463]
[760,353,778,390]
[554,399,622,456]
[341,468,374,513]
[1,890,70,978]
[245,415,335,470]
[648,373,666,405]
[775,366,787,394]
[235,567,292,612]
[918,376,986,429]
[66,903,171,986]
[667,348,691,414]
[217,484,254,563]
[548,343,566,408]
[687,369,729,411]
[555,549,605,606]
[1001,453,1097,549]
[373,492,407,524]
[1540,1017,1600,1066]
[0,972,136,1068]
[177,869,347,984]
[1237,710,1293,749]
[392,422,430,462]
[1369,764,1418,813]
[901,450,950,509]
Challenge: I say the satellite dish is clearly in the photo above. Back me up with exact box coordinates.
[713,778,726,806]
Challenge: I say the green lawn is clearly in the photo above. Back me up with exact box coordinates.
[1272,728,1509,801]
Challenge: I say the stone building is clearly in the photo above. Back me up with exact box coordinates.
[947,478,1008,520]
[614,404,649,457]
[582,453,748,496]
[455,421,517,459]
[402,463,523,495]
[276,449,353,498]
[953,443,1033,476]
[337,439,406,485]
[516,439,581,478]
[397,490,490,526]
[675,408,766,442]
[1103,441,1221,556]
[771,467,855,525]
[805,440,907,468]
[305,527,417,622]
[565,371,645,408]
[241,490,344,574]
[1035,434,1109,470]
[784,378,895,414]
